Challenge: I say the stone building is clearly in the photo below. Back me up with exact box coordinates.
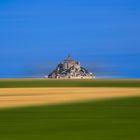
[47,55,95,79]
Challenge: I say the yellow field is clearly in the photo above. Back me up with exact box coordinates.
[0,87,140,109]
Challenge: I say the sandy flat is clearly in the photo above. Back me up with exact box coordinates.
[0,88,140,109]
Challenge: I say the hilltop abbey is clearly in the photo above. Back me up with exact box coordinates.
[47,55,95,79]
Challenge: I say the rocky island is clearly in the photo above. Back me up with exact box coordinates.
[47,55,95,79]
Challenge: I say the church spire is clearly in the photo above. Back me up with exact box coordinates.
[68,53,71,59]
[66,53,72,60]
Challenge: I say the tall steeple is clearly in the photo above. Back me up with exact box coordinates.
[68,53,71,59]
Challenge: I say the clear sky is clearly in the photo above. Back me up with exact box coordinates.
[0,0,140,78]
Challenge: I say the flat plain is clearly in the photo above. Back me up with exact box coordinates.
[0,78,140,88]
[0,97,140,140]
[0,79,140,140]
[0,87,140,108]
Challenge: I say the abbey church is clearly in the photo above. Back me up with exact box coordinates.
[47,55,95,79]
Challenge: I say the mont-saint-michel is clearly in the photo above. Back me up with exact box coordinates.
[47,55,95,79]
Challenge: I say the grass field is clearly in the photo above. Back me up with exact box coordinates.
[0,79,140,139]
[0,79,140,88]
[0,97,140,140]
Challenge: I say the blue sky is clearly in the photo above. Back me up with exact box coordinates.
[0,0,140,78]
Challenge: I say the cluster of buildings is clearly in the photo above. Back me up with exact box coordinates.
[47,55,95,79]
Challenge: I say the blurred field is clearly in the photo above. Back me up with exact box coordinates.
[0,79,140,88]
[0,79,140,140]
[0,88,140,109]
[0,97,140,140]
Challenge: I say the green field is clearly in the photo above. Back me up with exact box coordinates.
[0,79,140,88]
[0,97,140,140]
